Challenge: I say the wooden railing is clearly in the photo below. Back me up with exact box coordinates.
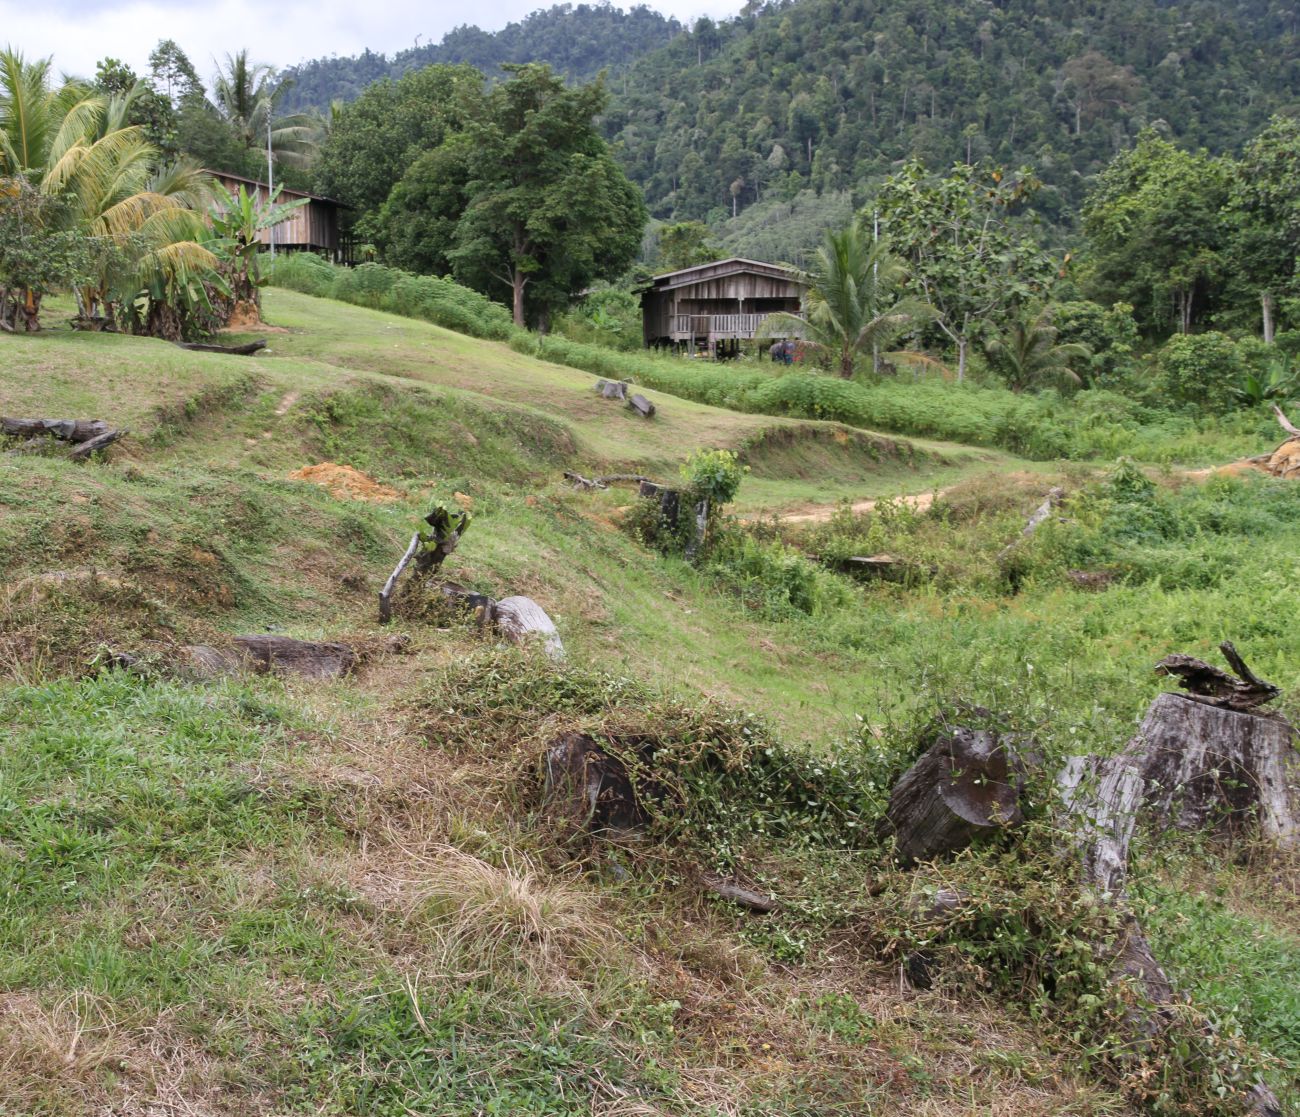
[671,313,803,339]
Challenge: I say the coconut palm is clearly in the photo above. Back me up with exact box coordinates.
[763,220,930,378]
[0,47,217,331]
[983,303,1091,392]
[211,50,319,170]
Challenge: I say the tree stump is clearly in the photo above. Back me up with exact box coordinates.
[542,732,646,832]
[594,379,628,400]
[878,726,1026,865]
[1125,692,1296,847]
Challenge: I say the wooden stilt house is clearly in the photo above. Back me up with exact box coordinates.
[206,170,352,263]
[640,257,806,356]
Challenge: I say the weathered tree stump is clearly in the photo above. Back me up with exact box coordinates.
[594,378,628,400]
[878,726,1026,866]
[542,732,646,832]
[232,635,357,679]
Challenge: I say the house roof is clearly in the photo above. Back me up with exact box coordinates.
[203,169,350,208]
[646,257,805,292]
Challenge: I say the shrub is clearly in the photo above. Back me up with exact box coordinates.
[1157,332,1246,412]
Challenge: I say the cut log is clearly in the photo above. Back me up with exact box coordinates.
[66,427,127,460]
[878,726,1026,866]
[564,471,655,491]
[175,339,267,356]
[542,731,646,832]
[702,876,779,913]
[627,393,656,418]
[594,378,628,400]
[490,596,565,661]
[179,644,242,678]
[1,418,109,443]
[232,635,357,679]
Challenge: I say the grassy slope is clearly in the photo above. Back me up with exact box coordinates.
[0,292,1296,1116]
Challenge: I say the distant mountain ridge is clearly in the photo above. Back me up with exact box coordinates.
[276,3,683,111]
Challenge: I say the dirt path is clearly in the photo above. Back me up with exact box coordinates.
[775,488,945,525]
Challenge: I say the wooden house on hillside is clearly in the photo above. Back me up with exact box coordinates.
[206,170,351,262]
[640,257,807,356]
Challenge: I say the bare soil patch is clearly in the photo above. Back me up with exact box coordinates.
[289,462,401,503]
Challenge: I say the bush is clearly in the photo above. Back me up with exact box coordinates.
[1157,332,1246,412]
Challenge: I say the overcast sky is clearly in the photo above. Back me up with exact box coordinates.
[2,0,738,86]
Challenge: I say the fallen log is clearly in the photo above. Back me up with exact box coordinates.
[1271,403,1300,440]
[998,486,1064,562]
[702,876,779,913]
[490,595,565,661]
[232,635,357,679]
[67,427,127,460]
[564,470,656,491]
[1,418,109,443]
[627,393,656,419]
[175,339,267,356]
[878,725,1026,866]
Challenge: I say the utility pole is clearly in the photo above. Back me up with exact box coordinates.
[267,112,275,259]
[872,208,880,376]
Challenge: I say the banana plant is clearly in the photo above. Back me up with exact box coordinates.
[1230,357,1298,407]
[208,180,308,312]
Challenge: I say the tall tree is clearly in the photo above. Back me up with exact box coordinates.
[379,64,646,329]
[1081,131,1231,338]
[148,39,203,107]
[1226,116,1300,343]
[311,64,480,238]
[876,160,1054,380]
[764,220,928,379]
[656,220,716,272]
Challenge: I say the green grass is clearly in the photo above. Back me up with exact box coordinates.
[1,286,1296,1116]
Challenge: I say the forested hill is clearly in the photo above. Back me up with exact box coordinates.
[605,0,1300,221]
[276,3,681,111]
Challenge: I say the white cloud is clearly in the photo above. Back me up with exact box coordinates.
[1,0,738,86]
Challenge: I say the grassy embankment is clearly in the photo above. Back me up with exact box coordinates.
[0,288,1296,1115]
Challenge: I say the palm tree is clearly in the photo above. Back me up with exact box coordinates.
[983,303,1091,392]
[764,220,929,378]
[0,48,216,330]
[212,50,319,170]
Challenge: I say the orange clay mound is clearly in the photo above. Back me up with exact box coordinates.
[1266,439,1300,479]
[289,463,401,503]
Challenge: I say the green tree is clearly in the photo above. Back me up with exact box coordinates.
[1226,116,1300,343]
[763,219,928,378]
[148,39,203,107]
[311,64,479,237]
[877,160,1054,381]
[0,176,86,331]
[1081,131,1231,338]
[983,303,1091,392]
[656,220,715,272]
[380,64,646,329]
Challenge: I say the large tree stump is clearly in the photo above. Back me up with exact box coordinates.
[594,379,628,400]
[1126,692,1297,847]
[878,726,1026,866]
[232,635,356,679]
[627,393,656,418]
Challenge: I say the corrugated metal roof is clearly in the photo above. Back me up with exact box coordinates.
[203,169,350,208]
